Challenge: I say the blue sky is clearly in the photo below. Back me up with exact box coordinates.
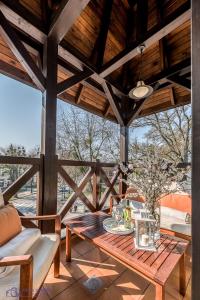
[0,74,42,150]
[0,74,146,151]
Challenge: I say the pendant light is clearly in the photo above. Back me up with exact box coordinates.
[129,45,153,100]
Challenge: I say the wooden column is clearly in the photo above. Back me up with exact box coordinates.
[192,1,200,299]
[119,125,129,194]
[41,37,58,232]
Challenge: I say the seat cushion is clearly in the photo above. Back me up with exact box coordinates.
[0,228,41,278]
[0,233,60,300]
[0,205,22,246]
[0,192,4,208]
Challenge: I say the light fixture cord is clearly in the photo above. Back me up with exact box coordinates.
[138,46,144,82]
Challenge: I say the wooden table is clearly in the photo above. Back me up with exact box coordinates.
[65,211,189,300]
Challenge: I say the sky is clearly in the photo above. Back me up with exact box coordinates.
[0,74,42,150]
[0,74,146,152]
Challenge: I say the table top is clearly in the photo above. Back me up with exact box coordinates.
[65,211,189,285]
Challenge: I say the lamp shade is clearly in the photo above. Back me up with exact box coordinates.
[129,81,153,100]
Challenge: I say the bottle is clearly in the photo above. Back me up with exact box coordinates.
[124,199,132,229]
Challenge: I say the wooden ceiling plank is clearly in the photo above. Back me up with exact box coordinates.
[57,67,93,95]
[102,81,124,126]
[48,0,91,43]
[0,10,46,91]
[100,2,191,78]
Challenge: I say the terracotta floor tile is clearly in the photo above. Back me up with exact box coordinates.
[81,247,109,266]
[53,281,96,300]
[36,287,50,300]
[114,269,149,298]
[65,257,96,280]
[98,284,136,300]
[72,238,95,255]
[44,262,75,299]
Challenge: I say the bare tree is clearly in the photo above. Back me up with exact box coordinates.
[57,105,119,162]
[130,105,191,163]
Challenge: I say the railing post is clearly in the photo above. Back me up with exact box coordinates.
[36,154,44,229]
[93,159,100,210]
[119,125,129,194]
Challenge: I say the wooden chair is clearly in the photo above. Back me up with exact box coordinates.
[0,203,61,300]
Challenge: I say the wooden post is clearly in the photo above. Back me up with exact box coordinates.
[192,1,200,299]
[40,37,58,233]
[119,125,129,194]
[93,160,100,210]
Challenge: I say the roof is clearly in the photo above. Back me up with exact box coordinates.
[0,0,191,124]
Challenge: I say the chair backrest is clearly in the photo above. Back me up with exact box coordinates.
[125,187,144,203]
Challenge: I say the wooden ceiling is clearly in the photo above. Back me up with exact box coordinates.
[0,0,191,124]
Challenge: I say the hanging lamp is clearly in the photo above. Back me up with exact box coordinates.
[129,45,153,100]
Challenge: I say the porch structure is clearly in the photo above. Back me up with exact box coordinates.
[0,0,197,298]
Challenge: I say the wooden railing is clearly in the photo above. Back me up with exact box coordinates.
[0,155,121,224]
[58,159,120,219]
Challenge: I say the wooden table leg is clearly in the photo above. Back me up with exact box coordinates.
[66,227,71,262]
[179,253,186,296]
[156,283,165,300]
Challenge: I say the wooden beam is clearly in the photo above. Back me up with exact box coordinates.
[192,0,200,298]
[0,10,46,91]
[136,0,148,41]
[100,2,191,78]
[167,75,191,91]
[126,99,148,126]
[41,37,58,232]
[169,87,176,105]
[48,0,91,43]
[57,68,93,95]
[91,0,113,69]
[0,156,40,165]
[102,82,124,125]
[3,165,39,203]
[75,85,84,104]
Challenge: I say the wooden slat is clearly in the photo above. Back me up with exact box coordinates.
[0,156,40,165]
[99,169,120,209]
[3,165,39,203]
[58,166,95,219]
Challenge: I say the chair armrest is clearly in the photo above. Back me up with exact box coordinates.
[20,215,61,236]
[0,255,33,267]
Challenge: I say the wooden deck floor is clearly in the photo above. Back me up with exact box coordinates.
[37,237,191,300]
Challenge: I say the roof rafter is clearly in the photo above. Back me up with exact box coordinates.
[167,75,191,91]
[91,0,113,69]
[99,2,191,78]
[102,82,124,126]
[57,68,93,95]
[0,10,46,91]
[48,0,91,43]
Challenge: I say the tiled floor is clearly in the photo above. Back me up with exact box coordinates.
[37,237,191,300]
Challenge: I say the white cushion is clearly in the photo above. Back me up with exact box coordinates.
[161,215,191,236]
[0,228,41,278]
[160,206,187,220]
[0,233,60,300]
[0,193,4,208]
